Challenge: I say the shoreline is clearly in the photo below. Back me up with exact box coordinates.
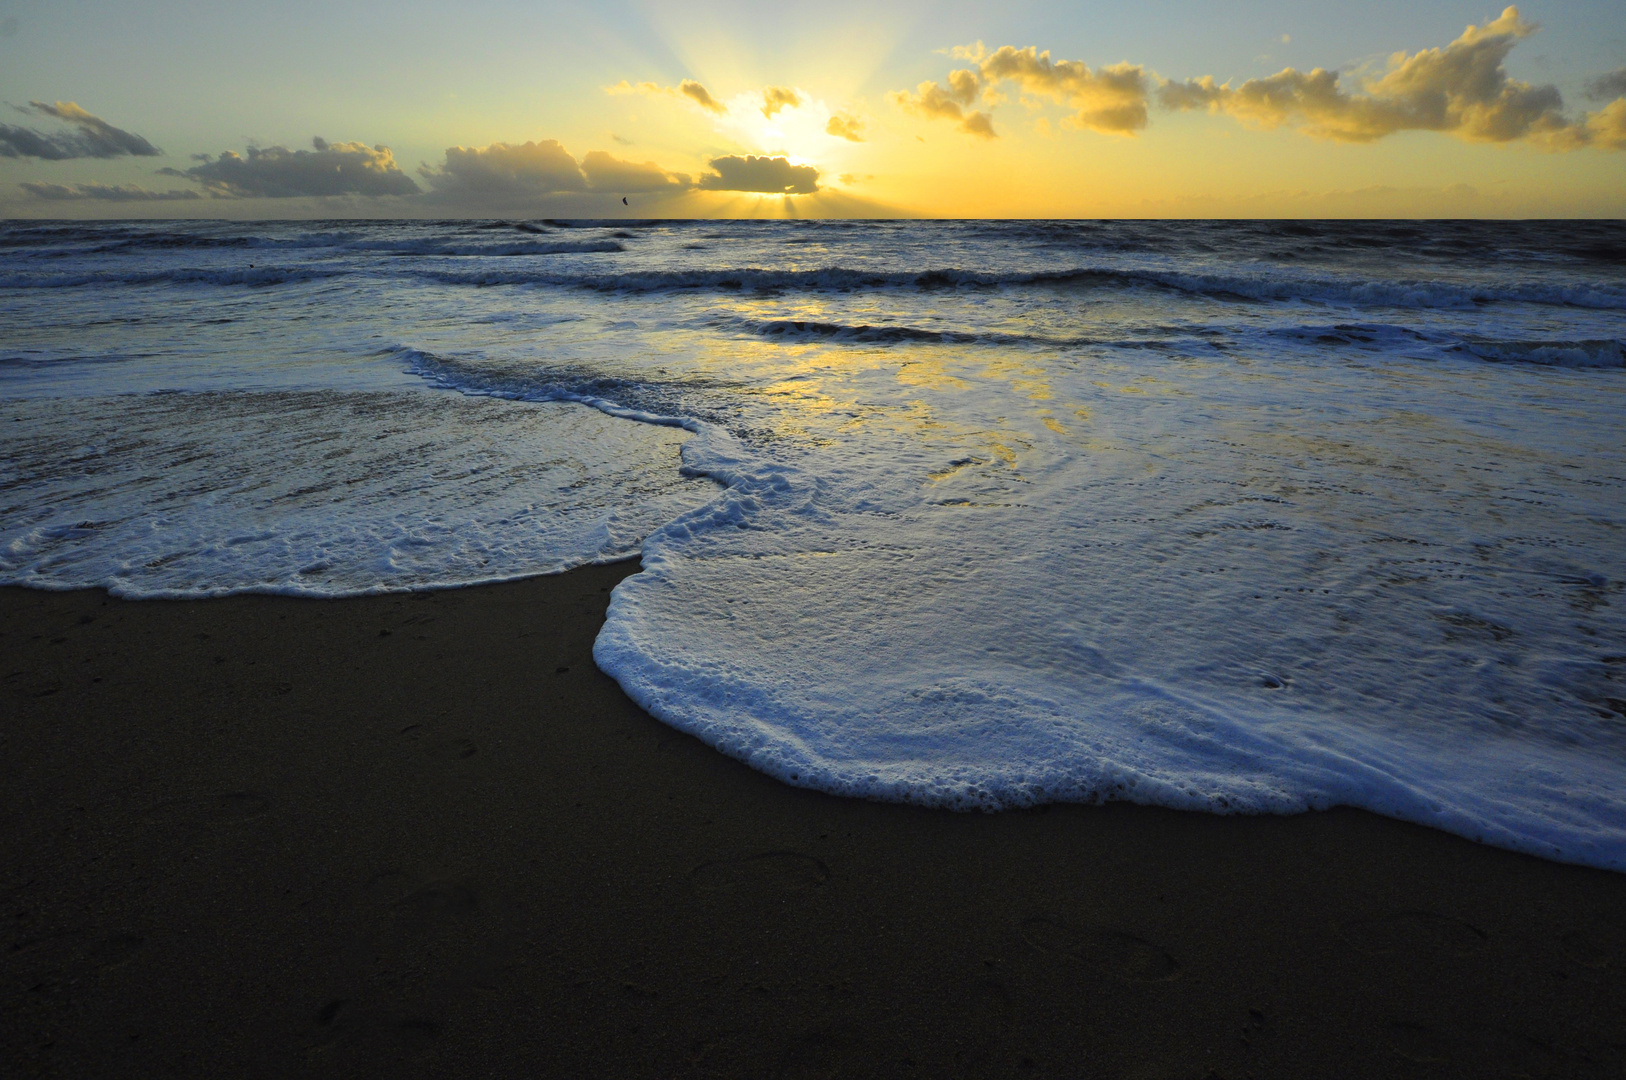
[4,563,1625,1077]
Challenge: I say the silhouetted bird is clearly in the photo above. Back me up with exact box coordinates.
[622,197,628,205]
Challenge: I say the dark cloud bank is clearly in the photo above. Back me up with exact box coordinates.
[162,138,419,198]
[21,181,199,202]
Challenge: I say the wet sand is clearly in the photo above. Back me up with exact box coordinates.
[3,561,1625,1078]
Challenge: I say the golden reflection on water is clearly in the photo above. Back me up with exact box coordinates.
[673,292,1181,484]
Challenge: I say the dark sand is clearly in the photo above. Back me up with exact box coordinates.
[3,562,1625,1078]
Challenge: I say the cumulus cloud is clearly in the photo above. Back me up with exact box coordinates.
[890,69,996,137]
[168,137,419,198]
[1585,98,1626,150]
[697,154,819,194]
[679,79,726,114]
[418,140,691,199]
[893,46,1150,137]
[826,114,864,141]
[889,8,1621,152]
[609,78,728,114]
[20,181,200,201]
[0,101,160,159]
[975,46,1149,134]
[579,150,689,192]
[761,86,801,118]
[1585,69,1626,102]
[1159,6,1618,149]
[419,139,586,195]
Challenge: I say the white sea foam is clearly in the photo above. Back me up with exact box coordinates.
[0,391,716,597]
[590,358,1626,868]
[6,218,1626,871]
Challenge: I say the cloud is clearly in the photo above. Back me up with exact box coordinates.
[958,110,997,138]
[579,150,689,192]
[1158,6,1616,149]
[419,139,585,195]
[976,46,1150,134]
[761,86,801,118]
[20,181,201,201]
[825,114,864,141]
[891,9,1622,152]
[167,137,418,198]
[1585,69,1626,102]
[890,70,997,137]
[893,46,1149,137]
[418,140,690,201]
[698,155,819,194]
[0,101,160,159]
[609,78,728,114]
[1585,98,1626,150]
[679,79,726,114]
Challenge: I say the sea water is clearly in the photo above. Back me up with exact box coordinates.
[4,218,1625,868]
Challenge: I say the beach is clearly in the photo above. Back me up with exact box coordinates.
[5,563,1625,1078]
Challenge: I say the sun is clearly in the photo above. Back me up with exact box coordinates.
[714,88,862,173]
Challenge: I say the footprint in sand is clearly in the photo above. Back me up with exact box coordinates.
[1337,911,1488,960]
[1020,916,1181,982]
[689,852,830,895]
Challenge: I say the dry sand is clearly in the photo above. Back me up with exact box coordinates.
[3,561,1625,1078]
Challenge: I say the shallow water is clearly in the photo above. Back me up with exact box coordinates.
[4,218,1625,868]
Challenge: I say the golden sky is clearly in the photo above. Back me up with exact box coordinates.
[1,2,1622,217]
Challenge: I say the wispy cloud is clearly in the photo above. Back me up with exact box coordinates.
[609,78,728,114]
[0,101,160,160]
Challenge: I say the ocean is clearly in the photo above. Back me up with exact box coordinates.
[4,217,1625,869]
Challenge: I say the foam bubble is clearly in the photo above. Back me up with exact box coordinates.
[0,391,717,597]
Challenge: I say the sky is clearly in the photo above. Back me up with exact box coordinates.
[1,1,1623,218]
